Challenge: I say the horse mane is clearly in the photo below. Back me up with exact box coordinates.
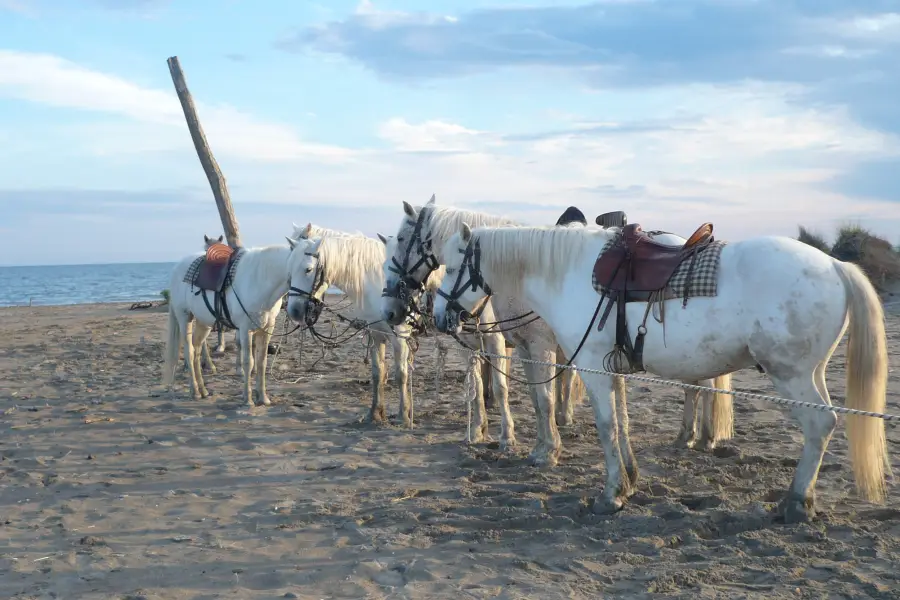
[292,222,363,240]
[419,205,519,255]
[470,225,611,294]
[238,244,293,289]
[317,234,386,308]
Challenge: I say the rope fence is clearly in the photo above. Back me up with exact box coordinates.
[257,305,900,425]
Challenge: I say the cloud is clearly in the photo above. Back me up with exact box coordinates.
[284,1,900,135]
[0,50,354,163]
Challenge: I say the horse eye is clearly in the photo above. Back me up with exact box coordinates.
[305,268,313,274]
[396,236,405,243]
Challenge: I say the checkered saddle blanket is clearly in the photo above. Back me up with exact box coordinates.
[184,244,244,293]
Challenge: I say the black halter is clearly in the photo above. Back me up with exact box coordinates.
[436,238,493,331]
[382,206,441,322]
[287,249,327,327]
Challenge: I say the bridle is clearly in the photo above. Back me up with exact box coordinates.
[381,207,440,324]
[436,238,493,333]
[440,235,605,388]
[287,248,327,328]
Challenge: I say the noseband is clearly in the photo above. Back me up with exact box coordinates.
[436,238,493,331]
[382,207,441,323]
[287,250,327,327]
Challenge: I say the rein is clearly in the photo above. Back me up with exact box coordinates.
[287,246,409,350]
[383,207,536,337]
[444,237,607,387]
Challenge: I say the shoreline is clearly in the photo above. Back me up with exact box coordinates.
[0,291,348,311]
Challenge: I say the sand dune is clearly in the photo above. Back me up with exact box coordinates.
[1,300,899,599]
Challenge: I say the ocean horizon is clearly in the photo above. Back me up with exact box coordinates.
[0,261,177,307]
[0,261,344,308]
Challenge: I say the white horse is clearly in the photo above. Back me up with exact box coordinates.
[162,243,291,406]
[432,222,889,523]
[381,198,590,466]
[284,230,419,427]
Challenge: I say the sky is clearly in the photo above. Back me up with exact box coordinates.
[0,0,898,266]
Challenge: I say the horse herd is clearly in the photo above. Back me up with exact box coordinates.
[161,197,891,524]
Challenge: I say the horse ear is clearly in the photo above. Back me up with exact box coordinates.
[204,234,210,244]
[461,222,472,242]
[311,237,324,253]
[303,223,312,238]
[426,194,436,205]
[402,201,417,218]
[377,233,388,245]
[217,235,224,243]
[285,236,298,250]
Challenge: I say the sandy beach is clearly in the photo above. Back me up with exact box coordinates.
[1,300,899,600]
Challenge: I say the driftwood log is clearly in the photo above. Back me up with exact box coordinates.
[166,56,242,249]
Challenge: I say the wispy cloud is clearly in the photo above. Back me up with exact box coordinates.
[0,50,354,163]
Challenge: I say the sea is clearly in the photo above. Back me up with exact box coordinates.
[0,262,177,307]
[0,262,343,307]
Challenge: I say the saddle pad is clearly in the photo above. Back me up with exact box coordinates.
[183,249,245,288]
[592,239,728,300]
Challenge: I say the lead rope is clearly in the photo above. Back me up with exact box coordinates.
[464,353,478,444]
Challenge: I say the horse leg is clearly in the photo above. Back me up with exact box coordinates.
[613,374,639,492]
[200,337,217,374]
[481,357,495,411]
[238,328,255,406]
[523,348,562,468]
[253,328,273,406]
[191,322,212,398]
[676,386,701,449]
[215,328,226,353]
[555,344,583,427]
[469,357,490,443]
[698,373,734,450]
[181,316,202,400]
[768,366,837,523]
[234,331,243,376]
[580,370,629,513]
[392,336,412,428]
[556,367,575,427]
[182,320,193,374]
[485,335,515,449]
[366,340,387,423]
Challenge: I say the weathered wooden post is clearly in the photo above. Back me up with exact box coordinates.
[166,56,242,249]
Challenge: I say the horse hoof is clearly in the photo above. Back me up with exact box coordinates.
[499,437,517,452]
[466,433,486,445]
[262,397,272,406]
[675,430,698,449]
[365,411,386,424]
[699,437,718,452]
[592,495,625,515]
[531,454,559,468]
[780,494,814,524]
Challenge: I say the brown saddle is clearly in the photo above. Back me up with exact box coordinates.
[591,221,714,374]
[594,222,714,295]
[194,242,236,292]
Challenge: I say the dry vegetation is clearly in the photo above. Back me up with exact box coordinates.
[797,224,900,294]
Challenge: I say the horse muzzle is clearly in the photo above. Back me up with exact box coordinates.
[381,297,409,327]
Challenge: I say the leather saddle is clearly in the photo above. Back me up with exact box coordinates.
[194,242,235,292]
[591,221,714,374]
[594,222,714,297]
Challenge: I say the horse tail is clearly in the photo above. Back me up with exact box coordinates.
[708,373,734,441]
[835,259,890,503]
[162,301,180,388]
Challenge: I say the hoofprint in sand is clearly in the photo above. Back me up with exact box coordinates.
[1,301,899,599]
